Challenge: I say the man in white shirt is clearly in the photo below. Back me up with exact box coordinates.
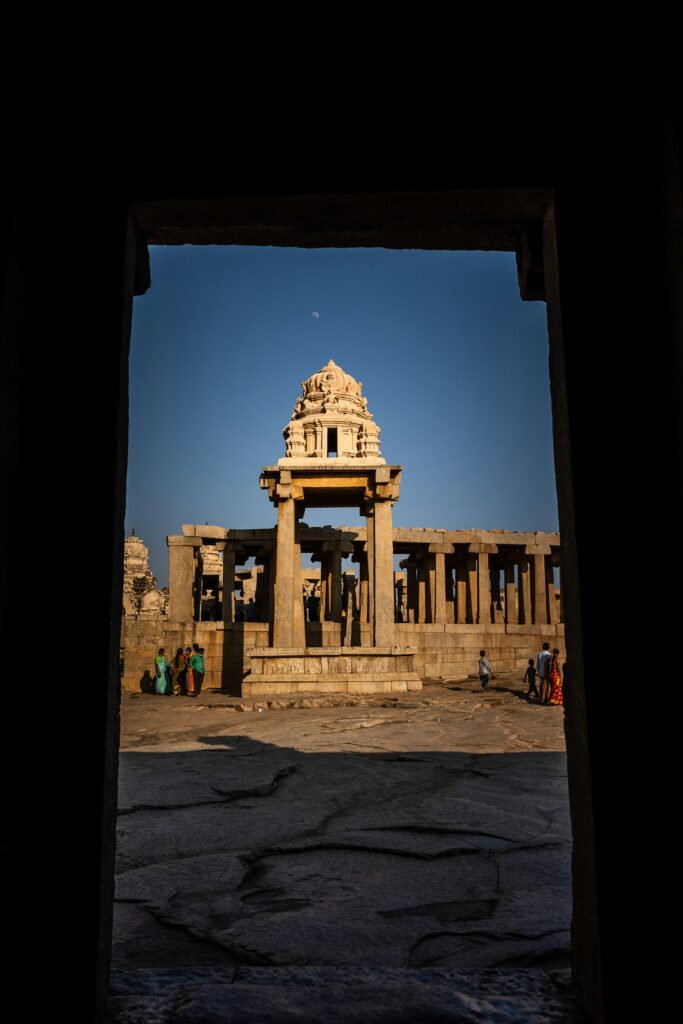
[537,642,552,703]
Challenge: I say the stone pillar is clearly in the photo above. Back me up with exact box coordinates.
[266,554,275,626]
[394,573,407,622]
[343,573,356,645]
[405,559,418,623]
[220,544,236,624]
[427,554,437,623]
[254,565,265,618]
[273,498,297,647]
[445,560,456,624]
[292,518,306,646]
[532,551,549,625]
[322,540,354,623]
[477,553,491,624]
[547,558,559,624]
[428,543,454,625]
[490,559,504,624]
[518,559,531,624]
[466,556,478,624]
[359,550,370,623]
[325,553,334,621]
[317,552,328,622]
[417,553,429,624]
[469,542,498,625]
[504,555,518,624]
[167,536,198,621]
[330,549,343,621]
[365,509,375,631]
[454,557,468,624]
[255,555,268,623]
[372,499,395,646]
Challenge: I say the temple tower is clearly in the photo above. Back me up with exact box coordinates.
[260,359,402,649]
[247,358,419,695]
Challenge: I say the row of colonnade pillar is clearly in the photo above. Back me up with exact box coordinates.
[168,533,562,632]
[398,543,561,626]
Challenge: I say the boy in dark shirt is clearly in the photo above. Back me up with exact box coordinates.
[523,659,539,701]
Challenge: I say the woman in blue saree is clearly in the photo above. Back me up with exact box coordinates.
[154,647,168,695]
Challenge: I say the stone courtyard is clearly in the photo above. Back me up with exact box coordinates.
[109,672,574,1022]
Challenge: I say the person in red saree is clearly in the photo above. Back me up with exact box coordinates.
[549,647,563,705]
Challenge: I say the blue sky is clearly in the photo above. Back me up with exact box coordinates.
[126,246,557,585]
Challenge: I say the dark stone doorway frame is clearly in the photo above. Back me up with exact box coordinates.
[4,124,679,1023]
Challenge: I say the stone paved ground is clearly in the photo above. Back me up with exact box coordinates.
[109,674,575,1022]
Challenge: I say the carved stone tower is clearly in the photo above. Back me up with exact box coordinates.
[282,358,383,462]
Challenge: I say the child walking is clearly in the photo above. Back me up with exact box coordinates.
[523,658,539,701]
[479,650,493,691]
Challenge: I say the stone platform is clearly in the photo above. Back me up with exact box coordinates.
[243,646,421,696]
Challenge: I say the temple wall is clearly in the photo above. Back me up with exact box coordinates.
[122,617,565,693]
[396,622,565,680]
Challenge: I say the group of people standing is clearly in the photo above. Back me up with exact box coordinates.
[478,642,564,706]
[523,642,564,705]
[153,644,205,697]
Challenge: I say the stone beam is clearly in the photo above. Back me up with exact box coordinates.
[181,524,228,540]
[133,189,553,250]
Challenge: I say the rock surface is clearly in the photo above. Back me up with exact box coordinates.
[110,675,574,1020]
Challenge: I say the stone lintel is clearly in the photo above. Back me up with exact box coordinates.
[254,541,276,557]
[167,535,202,548]
[181,524,228,539]
[261,465,402,507]
[322,540,355,553]
[468,542,499,554]
[223,539,253,553]
[428,543,455,554]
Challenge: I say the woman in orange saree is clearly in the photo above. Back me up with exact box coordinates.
[549,648,563,705]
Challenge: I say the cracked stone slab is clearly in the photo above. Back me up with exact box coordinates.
[118,744,300,813]
[114,677,571,984]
